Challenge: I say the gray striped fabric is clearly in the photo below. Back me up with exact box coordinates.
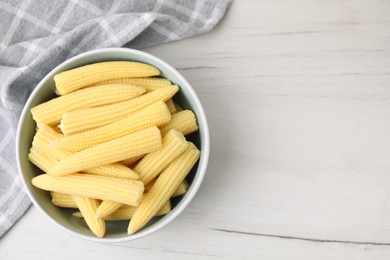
[0,0,231,237]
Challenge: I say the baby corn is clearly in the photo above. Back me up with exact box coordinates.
[54,61,160,95]
[134,129,188,185]
[85,164,139,180]
[28,147,57,172]
[32,174,144,206]
[28,59,203,237]
[95,200,122,218]
[47,127,162,176]
[88,77,172,92]
[128,143,200,234]
[165,99,176,114]
[145,179,189,197]
[160,110,198,136]
[172,179,189,197]
[72,196,105,237]
[50,192,77,208]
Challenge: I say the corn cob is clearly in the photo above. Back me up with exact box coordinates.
[31,84,145,126]
[128,143,200,234]
[84,164,139,180]
[72,195,105,238]
[120,154,144,167]
[145,179,189,197]
[54,101,170,152]
[32,125,70,160]
[28,147,57,172]
[47,127,162,176]
[60,86,179,135]
[31,142,139,180]
[54,61,160,95]
[33,125,139,179]
[95,200,122,218]
[160,110,199,136]
[172,179,189,197]
[165,99,176,114]
[50,192,77,208]
[88,77,172,92]
[134,129,188,185]
[74,201,171,220]
[32,174,144,206]
[38,124,62,140]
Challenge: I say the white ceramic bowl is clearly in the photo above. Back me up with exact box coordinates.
[16,48,210,242]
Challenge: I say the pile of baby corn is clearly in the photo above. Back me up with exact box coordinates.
[28,61,200,237]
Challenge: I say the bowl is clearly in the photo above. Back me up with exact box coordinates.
[15,48,210,242]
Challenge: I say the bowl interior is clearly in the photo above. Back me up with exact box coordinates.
[17,49,209,242]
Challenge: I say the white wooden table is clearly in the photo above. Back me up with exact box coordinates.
[2,0,390,259]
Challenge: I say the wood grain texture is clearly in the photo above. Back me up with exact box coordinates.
[2,0,390,259]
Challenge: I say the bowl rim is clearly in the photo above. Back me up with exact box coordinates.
[15,47,210,243]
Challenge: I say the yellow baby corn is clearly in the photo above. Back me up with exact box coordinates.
[60,85,179,135]
[128,143,200,234]
[55,101,170,152]
[72,196,105,238]
[134,129,188,185]
[31,84,145,126]
[120,154,144,167]
[54,61,160,95]
[165,99,176,114]
[88,77,172,92]
[32,174,144,206]
[160,110,199,136]
[145,179,189,197]
[32,125,71,160]
[50,192,77,208]
[95,200,122,218]
[172,179,189,198]
[38,124,62,140]
[74,201,171,220]
[84,164,139,180]
[28,147,56,172]
[47,127,162,176]
[33,125,139,179]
